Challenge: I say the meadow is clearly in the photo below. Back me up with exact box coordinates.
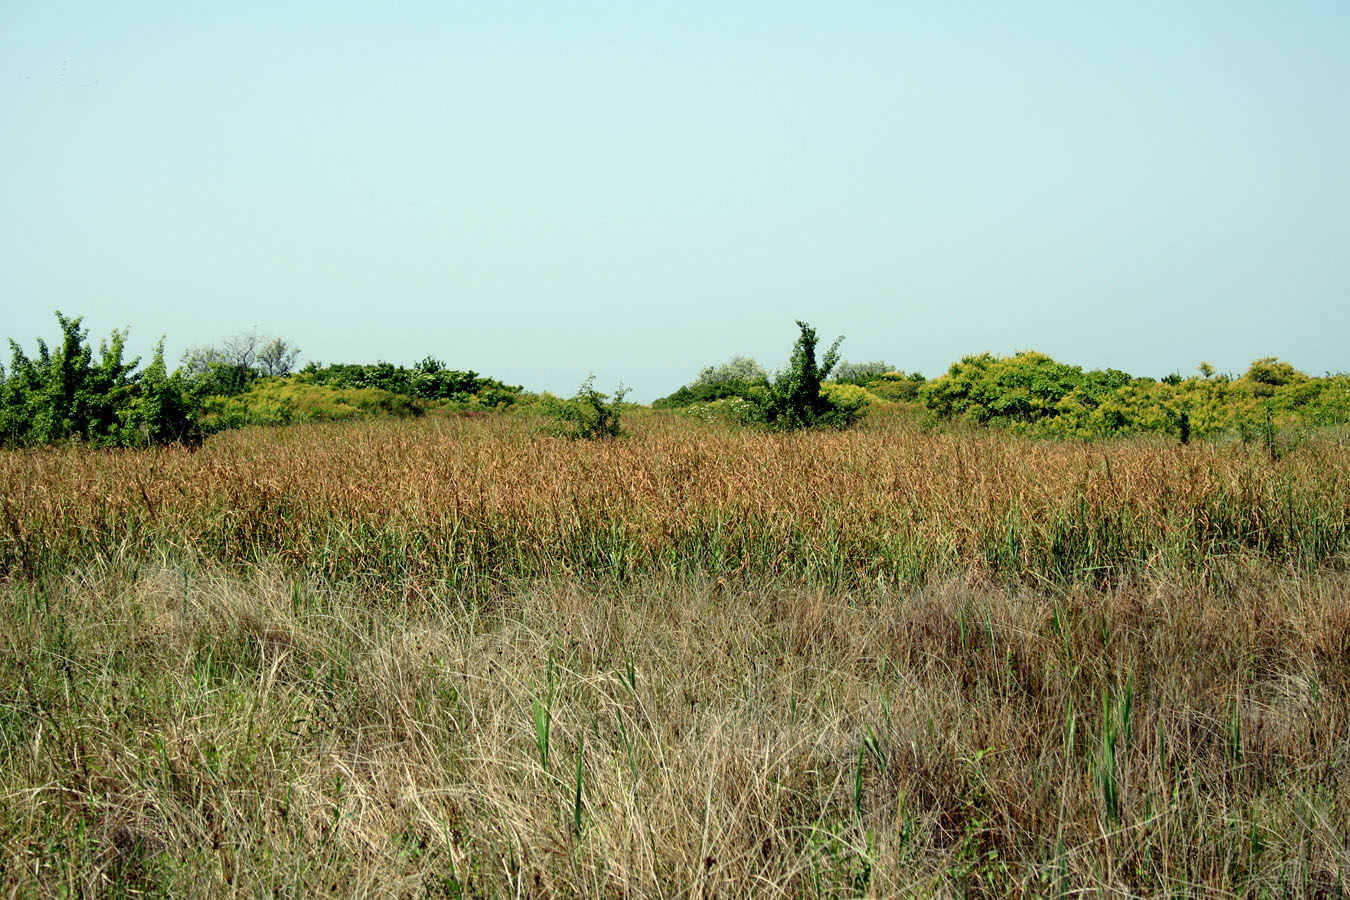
[1,411,1347,897]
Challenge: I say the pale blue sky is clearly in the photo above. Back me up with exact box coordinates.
[3,2,1347,401]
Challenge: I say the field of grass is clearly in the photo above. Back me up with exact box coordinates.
[2,412,1347,897]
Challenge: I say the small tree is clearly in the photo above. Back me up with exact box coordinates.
[831,360,893,384]
[693,356,768,387]
[181,329,301,389]
[547,376,629,439]
[754,321,864,430]
[257,337,301,377]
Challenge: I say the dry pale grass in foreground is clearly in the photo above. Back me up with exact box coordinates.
[2,559,1347,898]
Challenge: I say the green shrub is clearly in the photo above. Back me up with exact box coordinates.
[678,395,763,425]
[752,321,865,431]
[919,350,1346,441]
[298,359,522,407]
[863,371,926,402]
[546,376,628,439]
[921,351,1087,426]
[1,312,197,448]
[126,341,201,445]
[822,382,882,409]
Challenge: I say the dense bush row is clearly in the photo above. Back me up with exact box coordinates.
[7,311,1345,449]
[299,357,522,407]
[0,314,525,448]
[918,351,1350,438]
[659,344,1348,441]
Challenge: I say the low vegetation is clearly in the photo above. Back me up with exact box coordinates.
[198,379,424,430]
[2,411,1348,897]
[297,358,522,409]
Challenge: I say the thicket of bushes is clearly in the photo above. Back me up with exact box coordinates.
[0,313,198,448]
[298,357,522,407]
[662,343,1349,441]
[918,350,1350,439]
[0,314,526,448]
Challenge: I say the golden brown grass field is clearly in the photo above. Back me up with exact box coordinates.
[2,411,1348,898]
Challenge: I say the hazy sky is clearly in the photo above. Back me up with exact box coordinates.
[3,3,1347,401]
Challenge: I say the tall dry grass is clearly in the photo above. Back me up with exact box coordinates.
[1,413,1347,897]
[2,413,1346,589]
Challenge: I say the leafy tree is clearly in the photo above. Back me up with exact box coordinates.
[753,321,864,430]
[257,337,301,377]
[181,329,301,391]
[693,356,767,387]
[1242,357,1306,395]
[124,340,200,445]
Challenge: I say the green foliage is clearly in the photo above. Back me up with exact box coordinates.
[187,361,257,398]
[1244,357,1305,388]
[921,351,1094,426]
[127,341,201,445]
[653,378,768,408]
[653,355,768,408]
[752,321,864,431]
[675,396,764,425]
[299,360,522,407]
[199,380,422,430]
[546,376,628,439]
[694,355,767,387]
[180,330,299,394]
[1,312,197,448]
[858,371,927,402]
[831,360,894,384]
[822,382,882,409]
[921,350,1348,440]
